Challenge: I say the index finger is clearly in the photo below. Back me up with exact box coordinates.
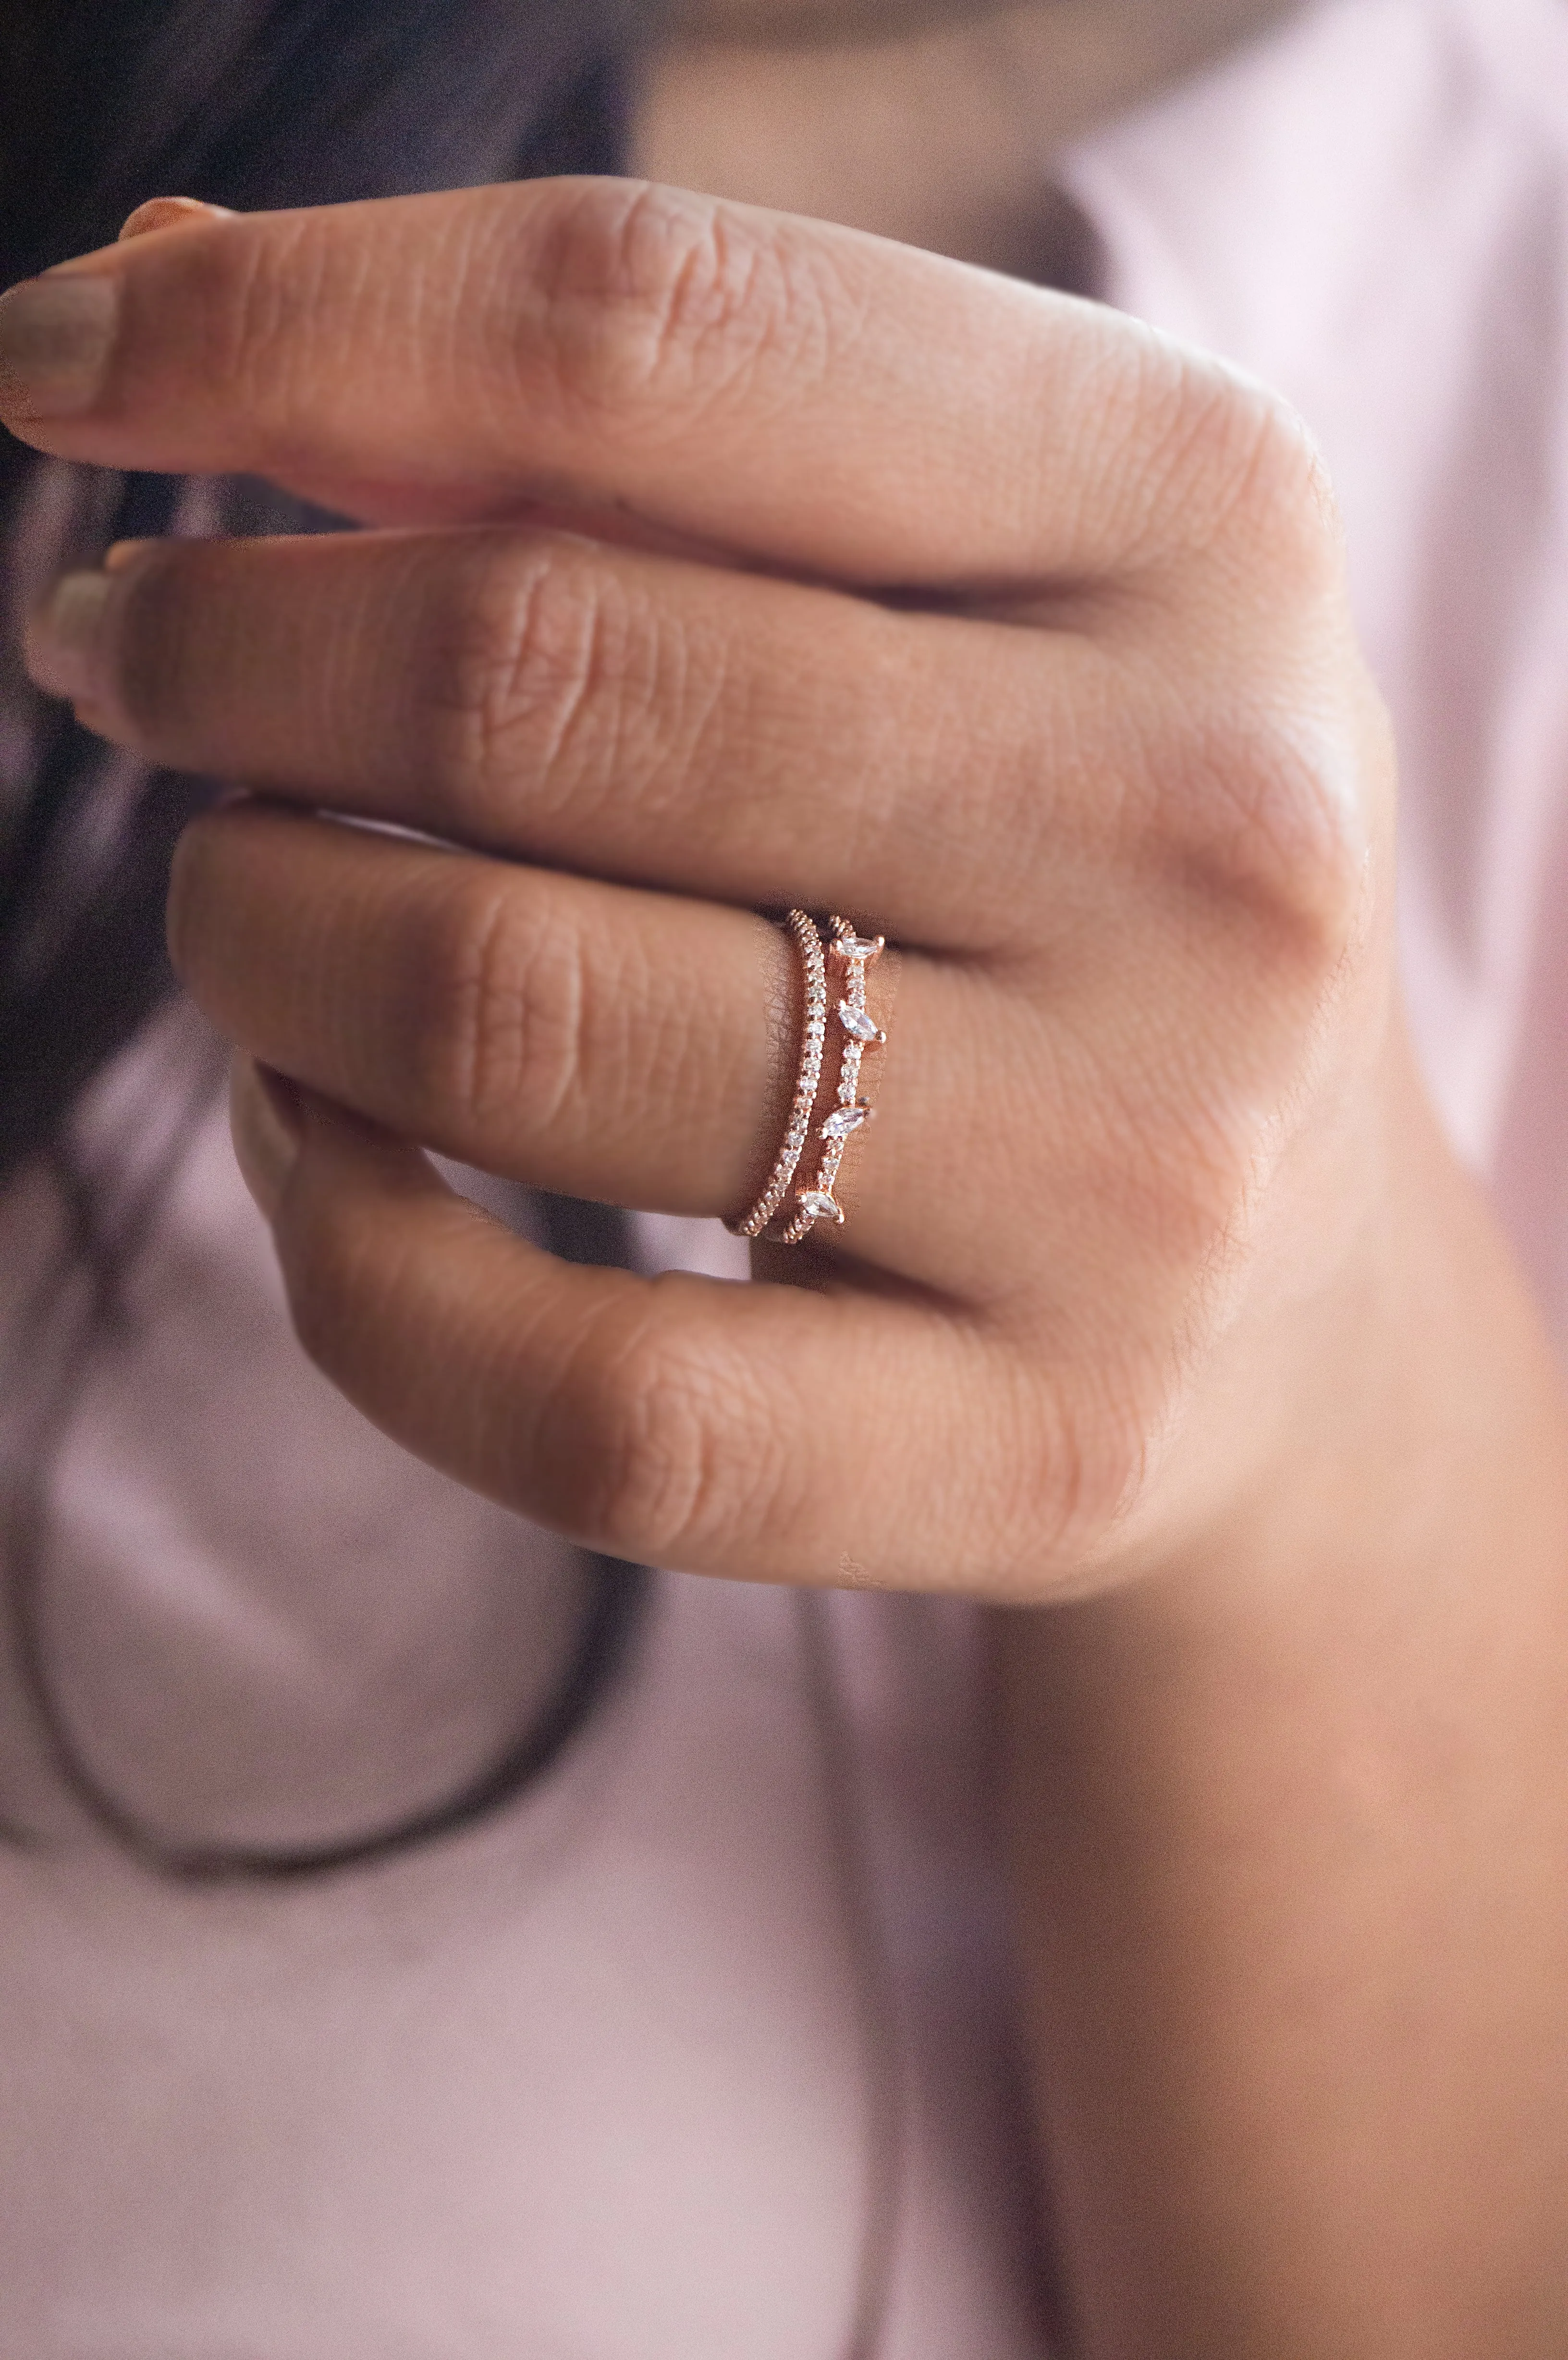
[0,178,1316,590]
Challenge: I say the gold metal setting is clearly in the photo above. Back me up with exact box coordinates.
[726,909,829,1240]
[780,917,886,1244]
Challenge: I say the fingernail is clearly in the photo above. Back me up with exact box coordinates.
[230,1054,303,1224]
[119,196,233,242]
[25,570,115,705]
[0,274,118,418]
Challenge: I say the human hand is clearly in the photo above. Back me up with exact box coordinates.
[3,179,1395,1594]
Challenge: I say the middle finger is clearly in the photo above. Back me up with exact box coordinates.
[30,525,1130,952]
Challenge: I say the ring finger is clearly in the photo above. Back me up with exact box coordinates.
[169,800,989,1284]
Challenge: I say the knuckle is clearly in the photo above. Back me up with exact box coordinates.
[401,870,587,1137]
[1114,496,1377,954]
[1137,350,1341,584]
[556,1302,787,1567]
[968,1344,1154,1592]
[1104,355,1373,949]
[197,209,321,430]
[426,540,637,830]
[1224,387,1345,579]
[533,179,835,425]
[1067,1365,1180,1563]
[1151,695,1373,954]
[1100,375,1375,945]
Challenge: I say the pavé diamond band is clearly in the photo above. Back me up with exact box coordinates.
[726,909,829,1240]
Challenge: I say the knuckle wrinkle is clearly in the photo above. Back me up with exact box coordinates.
[536,180,818,426]
[436,544,627,825]
[409,876,586,1138]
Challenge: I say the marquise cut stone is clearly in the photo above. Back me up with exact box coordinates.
[796,1190,845,1223]
[838,1003,884,1044]
[821,1103,870,1139]
[831,934,885,962]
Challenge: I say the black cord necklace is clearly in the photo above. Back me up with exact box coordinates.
[1,1093,649,1883]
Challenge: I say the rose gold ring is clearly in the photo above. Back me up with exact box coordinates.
[779,915,886,1244]
[726,909,829,1239]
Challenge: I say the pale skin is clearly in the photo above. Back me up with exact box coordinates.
[2,4,1567,2349]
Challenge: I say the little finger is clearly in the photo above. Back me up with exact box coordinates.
[229,1067,1073,1594]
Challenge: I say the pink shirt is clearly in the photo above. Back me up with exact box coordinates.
[1065,0,1568,1358]
[2,0,1565,2349]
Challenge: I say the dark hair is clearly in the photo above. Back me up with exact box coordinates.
[0,0,639,1189]
[0,0,650,1874]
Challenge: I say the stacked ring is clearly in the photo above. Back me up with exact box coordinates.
[728,910,887,1245]
[780,917,886,1243]
[726,909,829,1239]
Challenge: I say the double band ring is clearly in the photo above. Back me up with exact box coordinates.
[728,912,888,1244]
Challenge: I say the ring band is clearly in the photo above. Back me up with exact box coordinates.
[779,916,886,1244]
[726,909,828,1239]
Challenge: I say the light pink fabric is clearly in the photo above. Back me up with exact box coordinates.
[2,0,1566,2348]
[0,1057,1044,2359]
[1064,0,1568,1358]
